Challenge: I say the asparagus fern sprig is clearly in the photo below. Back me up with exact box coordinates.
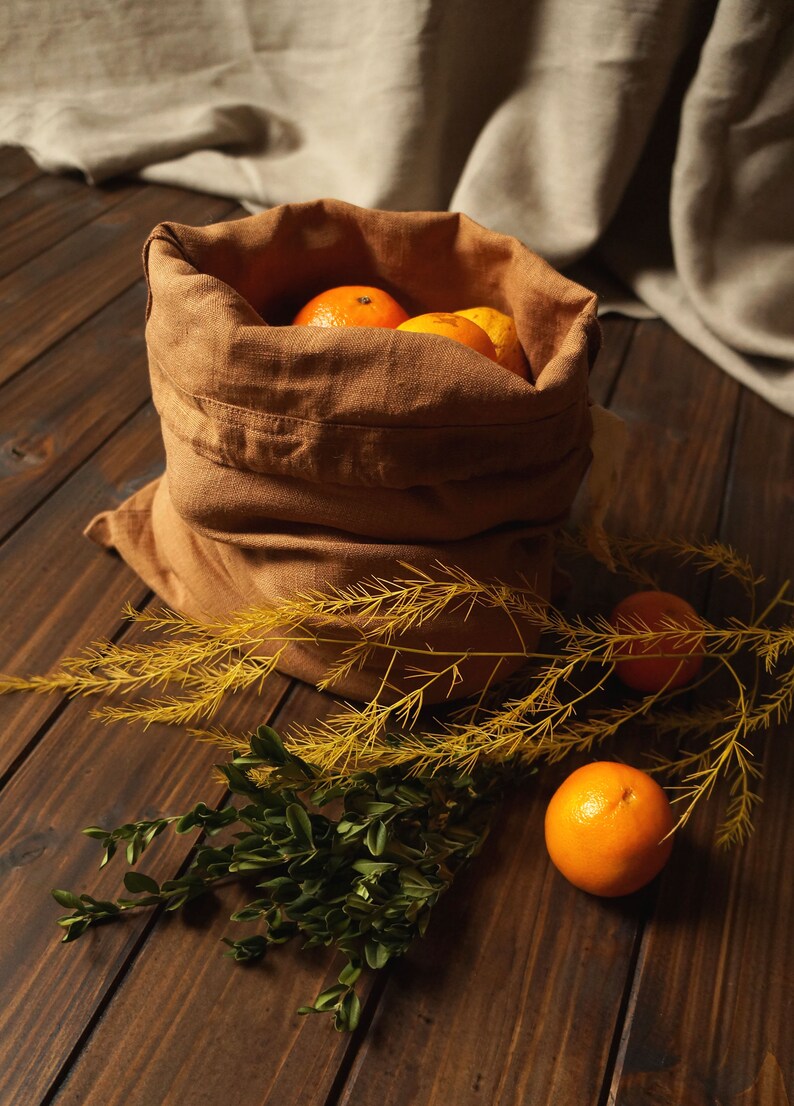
[2,535,791,846]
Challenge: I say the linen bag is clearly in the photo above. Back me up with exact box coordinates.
[86,199,600,703]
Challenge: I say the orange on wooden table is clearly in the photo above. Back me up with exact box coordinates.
[396,311,498,361]
[292,285,409,328]
[609,590,705,694]
[454,306,528,378]
[544,761,674,897]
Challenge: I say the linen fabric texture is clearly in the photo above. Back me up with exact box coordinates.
[1,0,791,414]
[86,200,598,702]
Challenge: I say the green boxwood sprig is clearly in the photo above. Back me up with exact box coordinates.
[53,725,502,1030]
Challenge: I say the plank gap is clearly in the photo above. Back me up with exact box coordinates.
[323,964,395,1106]
[593,317,638,408]
[0,189,238,387]
[0,586,154,794]
[43,671,299,1106]
[0,271,146,398]
[0,174,144,282]
[0,395,154,551]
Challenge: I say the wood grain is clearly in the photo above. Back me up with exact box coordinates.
[605,321,741,556]
[588,317,637,406]
[334,321,744,1105]
[49,684,376,1106]
[341,783,641,1106]
[607,388,794,1105]
[1,163,789,1106]
[566,319,740,623]
[0,280,150,538]
[0,632,290,1106]
[0,146,43,199]
[0,405,162,778]
[0,172,142,279]
[0,187,238,386]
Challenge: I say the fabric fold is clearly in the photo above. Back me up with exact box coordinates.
[1,0,791,411]
[86,200,599,701]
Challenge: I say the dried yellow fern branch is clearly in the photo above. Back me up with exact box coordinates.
[1,536,791,846]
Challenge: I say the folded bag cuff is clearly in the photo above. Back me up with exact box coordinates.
[142,201,597,488]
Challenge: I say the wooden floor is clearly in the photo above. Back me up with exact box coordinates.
[0,146,791,1106]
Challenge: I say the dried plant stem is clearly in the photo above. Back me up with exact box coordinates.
[1,539,791,845]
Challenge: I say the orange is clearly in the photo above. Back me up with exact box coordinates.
[396,312,498,361]
[544,761,674,897]
[454,306,528,378]
[609,591,704,694]
[292,285,409,328]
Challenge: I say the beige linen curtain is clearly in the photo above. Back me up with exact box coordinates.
[1,0,792,413]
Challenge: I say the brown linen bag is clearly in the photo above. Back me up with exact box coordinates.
[86,199,599,703]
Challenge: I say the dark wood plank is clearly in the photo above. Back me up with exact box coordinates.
[0,187,237,387]
[0,635,290,1106]
[319,322,744,1106]
[49,684,375,1106]
[2,150,783,1106]
[569,320,740,625]
[0,405,162,778]
[588,316,637,405]
[608,387,794,1105]
[0,281,150,539]
[48,318,747,1106]
[13,320,637,1106]
[0,146,42,199]
[605,322,741,558]
[0,173,142,280]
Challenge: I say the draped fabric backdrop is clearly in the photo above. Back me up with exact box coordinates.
[2,0,792,413]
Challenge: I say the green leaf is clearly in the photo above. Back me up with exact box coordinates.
[364,940,391,970]
[261,877,300,904]
[60,919,92,941]
[338,960,362,986]
[159,874,206,910]
[222,935,268,961]
[251,725,288,765]
[352,860,395,878]
[336,819,364,839]
[117,895,161,909]
[52,889,83,910]
[365,820,388,857]
[399,867,434,891]
[285,803,314,849]
[230,903,268,923]
[58,914,92,928]
[79,895,120,914]
[194,846,235,869]
[98,841,117,868]
[343,896,376,921]
[393,784,427,805]
[219,763,261,796]
[311,782,347,806]
[311,984,348,1012]
[351,800,395,817]
[82,826,110,840]
[125,838,142,865]
[334,990,361,1032]
[123,872,160,895]
[143,821,169,844]
[267,916,298,944]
